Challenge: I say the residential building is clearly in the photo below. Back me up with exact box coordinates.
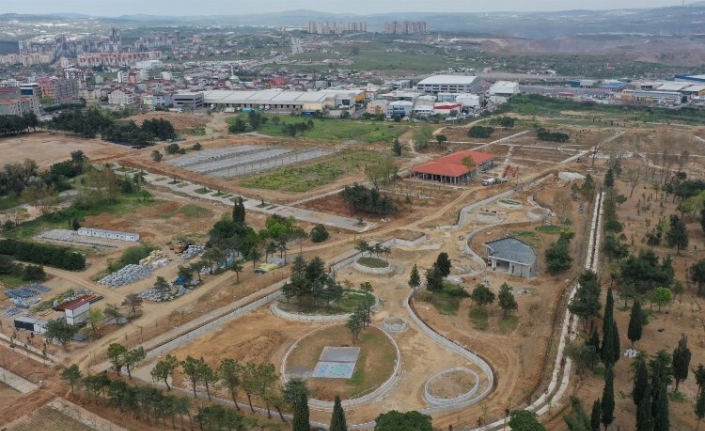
[37,77,79,105]
[173,92,204,110]
[0,87,34,116]
[108,89,139,107]
[384,21,427,34]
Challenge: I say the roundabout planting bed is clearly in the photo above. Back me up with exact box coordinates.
[275,289,375,316]
[423,368,480,407]
[283,324,398,401]
[498,198,523,209]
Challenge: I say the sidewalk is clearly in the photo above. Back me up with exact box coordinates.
[0,366,38,393]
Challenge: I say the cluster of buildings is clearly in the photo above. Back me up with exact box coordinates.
[307,21,368,35]
[0,76,80,116]
[383,21,427,35]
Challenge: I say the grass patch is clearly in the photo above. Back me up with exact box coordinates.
[418,282,470,316]
[669,391,689,403]
[8,192,156,240]
[240,150,382,192]
[194,187,210,195]
[231,115,409,143]
[499,314,520,333]
[500,199,521,205]
[511,230,541,248]
[0,195,22,212]
[536,225,573,235]
[0,275,25,288]
[278,289,374,315]
[357,257,389,269]
[160,204,214,220]
[469,306,489,331]
[168,180,182,185]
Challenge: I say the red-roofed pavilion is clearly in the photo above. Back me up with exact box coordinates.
[410,150,496,184]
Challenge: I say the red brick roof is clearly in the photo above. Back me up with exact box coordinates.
[411,150,495,178]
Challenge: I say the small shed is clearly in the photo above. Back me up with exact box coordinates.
[77,227,140,242]
[61,299,90,325]
[14,316,48,334]
[484,237,537,278]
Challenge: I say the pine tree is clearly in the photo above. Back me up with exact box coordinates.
[601,365,615,429]
[232,196,246,224]
[695,385,705,429]
[628,299,643,347]
[637,381,654,431]
[601,288,618,366]
[292,392,310,431]
[633,359,649,407]
[601,317,616,366]
[590,399,601,431]
[435,252,452,278]
[604,168,615,188]
[408,264,421,289]
[653,383,669,431]
[392,138,402,157]
[673,333,692,392]
[330,395,347,431]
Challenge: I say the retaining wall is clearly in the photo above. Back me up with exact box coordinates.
[353,259,395,275]
[270,301,352,323]
[423,367,481,407]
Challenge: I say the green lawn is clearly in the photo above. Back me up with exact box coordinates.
[232,115,409,143]
[240,150,382,192]
[357,257,390,269]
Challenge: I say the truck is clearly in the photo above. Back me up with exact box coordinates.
[241,108,259,114]
[481,178,498,186]
[223,107,236,113]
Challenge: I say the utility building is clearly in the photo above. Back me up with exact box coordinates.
[410,150,495,184]
[416,75,481,95]
[484,237,537,278]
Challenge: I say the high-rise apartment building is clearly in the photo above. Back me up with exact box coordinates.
[384,21,427,34]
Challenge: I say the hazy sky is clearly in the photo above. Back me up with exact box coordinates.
[8,0,679,17]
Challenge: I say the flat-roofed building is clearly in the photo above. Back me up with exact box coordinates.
[173,92,204,110]
[416,75,480,95]
[489,81,519,97]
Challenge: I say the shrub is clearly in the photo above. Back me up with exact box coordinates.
[310,224,329,243]
[468,126,494,139]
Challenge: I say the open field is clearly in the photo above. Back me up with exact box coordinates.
[0,134,133,168]
[239,150,381,192]
[229,115,410,143]
[9,406,95,431]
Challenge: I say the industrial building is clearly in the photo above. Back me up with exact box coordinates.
[621,89,681,102]
[675,74,705,84]
[410,150,495,184]
[14,316,48,334]
[484,237,537,278]
[203,89,364,112]
[173,92,205,110]
[416,75,481,95]
[488,81,520,97]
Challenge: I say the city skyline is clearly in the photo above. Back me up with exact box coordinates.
[6,0,680,17]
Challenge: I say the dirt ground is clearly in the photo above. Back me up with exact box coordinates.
[0,133,133,168]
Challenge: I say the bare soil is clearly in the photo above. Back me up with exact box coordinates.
[0,134,132,168]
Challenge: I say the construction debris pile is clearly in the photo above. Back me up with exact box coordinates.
[139,249,169,269]
[181,245,205,260]
[138,284,193,302]
[99,264,153,287]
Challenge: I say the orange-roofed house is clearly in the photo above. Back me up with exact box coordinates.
[410,150,496,184]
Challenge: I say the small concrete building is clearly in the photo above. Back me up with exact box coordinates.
[62,299,90,325]
[173,92,204,110]
[77,227,140,242]
[484,237,537,278]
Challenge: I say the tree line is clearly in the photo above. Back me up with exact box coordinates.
[0,112,39,137]
[0,238,85,270]
[341,183,396,216]
[536,128,570,143]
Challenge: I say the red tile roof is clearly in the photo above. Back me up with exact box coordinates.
[411,150,495,178]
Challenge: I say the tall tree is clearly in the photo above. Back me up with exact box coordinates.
[61,364,82,394]
[392,138,402,157]
[695,385,705,429]
[637,381,654,431]
[107,343,128,376]
[330,395,348,431]
[569,270,601,327]
[601,365,615,429]
[651,287,673,312]
[292,392,310,431]
[508,410,546,431]
[628,299,644,346]
[375,411,433,431]
[435,252,452,278]
[634,358,649,407]
[408,264,421,289]
[666,214,688,253]
[471,284,496,308]
[197,358,218,401]
[590,399,601,431]
[601,287,615,362]
[498,283,518,315]
[240,362,259,413]
[425,264,444,292]
[695,364,705,395]
[181,356,200,399]
[654,383,670,431]
[673,333,692,392]
[604,167,615,188]
[124,346,145,380]
[564,396,591,431]
[151,354,179,391]
[283,377,310,410]
[219,358,242,410]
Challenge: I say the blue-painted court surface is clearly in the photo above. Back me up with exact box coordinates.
[311,347,361,379]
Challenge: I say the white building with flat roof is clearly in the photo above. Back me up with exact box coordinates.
[489,81,519,97]
[416,75,481,95]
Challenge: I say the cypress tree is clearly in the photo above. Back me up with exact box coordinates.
[695,385,705,429]
[628,299,643,347]
[293,392,310,431]
[601,288,616,365]
[612,319,621,364]
[590,398,601,431]
[330,395,347,431]
[408,264,421,289]
[637,381,654,431]
[654,383,670,431]
[673,333,692,392]
[601,365,615,429]
[633,359,649,407]
[602,288,614,342]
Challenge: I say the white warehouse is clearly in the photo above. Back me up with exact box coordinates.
[77,227,140,242]
[416,75,481,95]
[489,81,520,97]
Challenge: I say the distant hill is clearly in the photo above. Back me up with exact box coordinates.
[3,5,705,39]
